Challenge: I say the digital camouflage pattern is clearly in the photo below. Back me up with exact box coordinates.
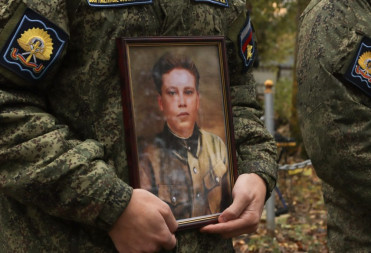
[0,0,277,252]
[297,0,371,252]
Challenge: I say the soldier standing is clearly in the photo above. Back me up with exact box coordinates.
[297,0,371,252]
[0,1,277,252]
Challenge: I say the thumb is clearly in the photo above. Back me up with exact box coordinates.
[218,195,245,223]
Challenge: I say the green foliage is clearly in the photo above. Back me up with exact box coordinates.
[248,0,312,157]
[274,77,293,125]
[248,0,298,64]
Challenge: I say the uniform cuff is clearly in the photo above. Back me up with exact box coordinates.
[96,178,133,231]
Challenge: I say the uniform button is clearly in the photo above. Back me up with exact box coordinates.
[215,177,220,183]
[171,196,176,204]
[196,193,200,198]
[193,167,198,174]
[187,146,191,151]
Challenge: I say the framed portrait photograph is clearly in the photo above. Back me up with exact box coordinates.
[116,36,238,230]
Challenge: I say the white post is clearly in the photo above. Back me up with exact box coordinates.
[264,79,275,234]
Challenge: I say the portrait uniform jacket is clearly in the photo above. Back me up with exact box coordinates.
[140,125,231,220]
[0,0,277,252]
[297,0,371,251]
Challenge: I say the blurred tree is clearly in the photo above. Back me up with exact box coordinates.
[247,0,311,156]
[247,0,298,64]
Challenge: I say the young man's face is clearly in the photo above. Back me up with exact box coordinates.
[158,68,199,138]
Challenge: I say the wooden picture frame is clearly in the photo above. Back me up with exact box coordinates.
[116,36,238,230]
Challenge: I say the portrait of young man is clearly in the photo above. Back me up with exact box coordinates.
[137,52,232,221]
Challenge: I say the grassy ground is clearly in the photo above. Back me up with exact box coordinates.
[233,166,329,253]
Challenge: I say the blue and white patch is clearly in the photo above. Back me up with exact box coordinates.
[238,14,256,71]
[87,0,153,7]
[0,8,68,82]
[194,0,229,8]
[344,37,371,98]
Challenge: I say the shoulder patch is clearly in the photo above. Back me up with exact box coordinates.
[344,36,371,98]
[86,0,153,7]
[0,8,68,83]
[238,14,256,71]
[193,0,229,8]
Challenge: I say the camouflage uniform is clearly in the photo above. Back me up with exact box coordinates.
[0,0,277,252]
[297,0,371,252]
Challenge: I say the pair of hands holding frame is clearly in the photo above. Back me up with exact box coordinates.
[109,173,267,253]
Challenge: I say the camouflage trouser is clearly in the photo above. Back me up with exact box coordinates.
[323,183,371,253]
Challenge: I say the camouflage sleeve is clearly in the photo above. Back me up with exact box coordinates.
[225,10,277,198]
[297,0,371,208]
[0,1,131,231]
[222,5,277,199]
[230,68,278,200]
[227,13,277,199]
